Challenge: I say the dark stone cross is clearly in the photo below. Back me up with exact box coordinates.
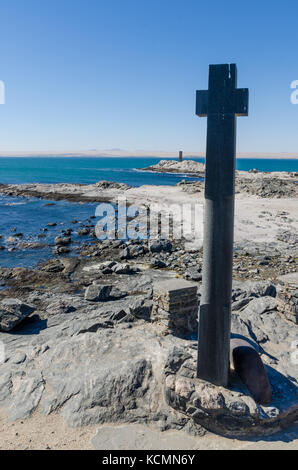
[196,64,249,386]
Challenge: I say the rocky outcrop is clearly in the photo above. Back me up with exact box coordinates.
[142,160,205,175]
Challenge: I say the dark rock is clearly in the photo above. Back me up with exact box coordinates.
[84,284,113,301]
[78,228,90,236]
[54,236,71,246]
[184,266,202,281]
[0,299,36,331]
[149,240,172,253]
[40,259,64,272]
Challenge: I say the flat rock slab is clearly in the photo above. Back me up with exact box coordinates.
[278,272,298,285]
[164,346,298,437]
[153,279,197,297]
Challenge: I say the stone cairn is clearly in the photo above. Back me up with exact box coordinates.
[276,278,298,324]
[151,279,198,335]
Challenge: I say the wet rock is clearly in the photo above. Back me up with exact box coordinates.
[0,298,35,332]
[40,259,64,272]
[54,236,71,246]
[47,222,57,227]
[78,228,90,236]
[19,242,47,249]
[56,246,71,254]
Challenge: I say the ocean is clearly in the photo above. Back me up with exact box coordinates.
[0,156,297,269]
[0,156,297,186]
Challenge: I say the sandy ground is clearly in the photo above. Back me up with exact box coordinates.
[0,411,96,450]
[0,411,297,450]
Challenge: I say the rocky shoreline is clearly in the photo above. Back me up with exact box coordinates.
[0,172,297,446]
[0,240,297,438]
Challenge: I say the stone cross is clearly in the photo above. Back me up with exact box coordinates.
[196,64,248,386]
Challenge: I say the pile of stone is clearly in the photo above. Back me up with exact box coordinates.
[276,273,298,324]
[151,279,198,334]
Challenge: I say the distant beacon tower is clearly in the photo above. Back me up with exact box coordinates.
[179,150,183,162]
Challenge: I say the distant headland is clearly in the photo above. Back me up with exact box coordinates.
[0,149,297,159]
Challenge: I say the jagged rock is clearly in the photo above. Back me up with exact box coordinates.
[40,259,64,272]
[0,298,35,331]
[151,258,167,269]
[149,240,172,253]
[120,247,130,260]
[184,266,202,281]
[112,263,133,274]
[240,296,277,316]
[232,280,276,301]
[130,245,145,257]
[129,298,153,320]
[84,284,113,301]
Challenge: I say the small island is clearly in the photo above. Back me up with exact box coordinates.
[141,159,205,176]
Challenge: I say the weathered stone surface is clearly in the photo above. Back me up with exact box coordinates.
[0,298,35,331]
[0,253,297,438]
[84,284,113,301]
[240,296,276,317]
[276,273,298,324]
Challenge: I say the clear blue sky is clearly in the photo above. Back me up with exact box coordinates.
[1,0,298,153]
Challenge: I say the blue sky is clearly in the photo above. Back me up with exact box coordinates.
[0,0,298,153]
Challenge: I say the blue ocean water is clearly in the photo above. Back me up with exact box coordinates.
[0,156,297,186]
[0,195,99,268]
[0,156,297,269]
